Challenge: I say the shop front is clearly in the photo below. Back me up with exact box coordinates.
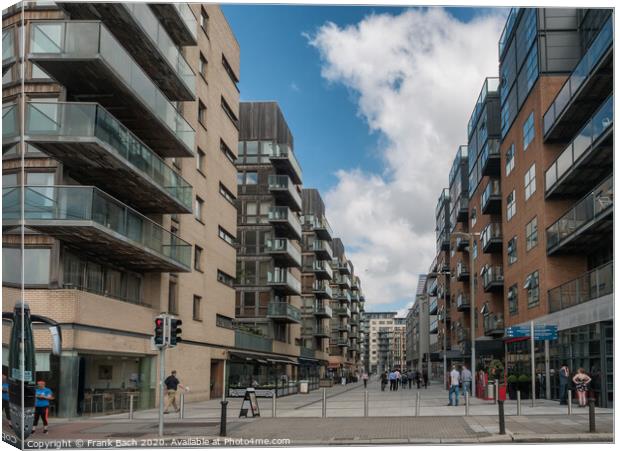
[227,352,300,398]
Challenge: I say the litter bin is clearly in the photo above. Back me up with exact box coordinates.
[498,384,507,401]
[299,380,309,394]
[486,383,495,400]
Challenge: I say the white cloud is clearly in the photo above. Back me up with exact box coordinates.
[290,82,301,92]
[308,8,506,311]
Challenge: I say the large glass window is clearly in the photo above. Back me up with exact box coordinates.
[505,144,515,175]
[506,190,516,221]
[524,270,540,308]
[523,112,535,150]
[524,163,536,200]
[3,247,50,285]
[507,236,517,265]
[525,217,538,251]
[508,284,518,315]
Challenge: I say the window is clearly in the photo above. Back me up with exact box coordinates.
[221,96,239,129]
[472,240,478,260]
[200,7,209,35]
[470,208,477,227]
[222,54,239,88]
[506,190,516,221]
[524,270,540,307]
[192,295,202,321]
[216,314,234,329]
[194,196,204,222]
[196,148,205,173]
[524,163,536,200]
[220,139,236,164]
[505,144,515,175]
[244,172,257,185]
[507,236,517,265]
[199,53,208,79]
[194,245,203,271]
[219,182,236,205]
[522,112,535,150]
[526,217,538,251]
[198,101,207,127]
[168,279,178,314]
[2,247,50,285]
[217,270,235,287]
[218,226,235,246]
[508,284,518,315]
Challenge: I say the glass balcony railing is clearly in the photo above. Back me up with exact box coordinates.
[481,179,501,212]
[268,206,302,238]
[548,261,613,313]
[480,138,501,174]
[546,176,613,252]
[2,103,18,139]
[543,16,612,137]
[545,95,613,193]
[429,297,438,314]
[456,261,469,279]
[265,142,302,184]
[314,303,332,317]
[312,280,332,297]
[483,314,504,334]
[457,327,470,343]
[468,77,500,137]
[2,186,191,270]
[481,222,502,250]
[481,266,504,290]
[235,329,273,353]
[498,8,519,58]
[268,174,302,209]
[333,306,351,317]
[456,293,470,310]
[265,238,302,267]
[267,269,301,294]
[435,188,449,219]
[312,239,333,258]
[267,302,301,323]
[25,102,192,211]
[2,27,15,64]
[149,2,198,46]
[312,260,333,278]
[29,21,195,155]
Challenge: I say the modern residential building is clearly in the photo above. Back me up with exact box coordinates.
[363,311,406,373]
[2,2,240,416]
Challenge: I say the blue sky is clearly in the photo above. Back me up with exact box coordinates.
[222,5,506,314]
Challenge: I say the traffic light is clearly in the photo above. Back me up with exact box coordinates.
[154,316,165,347]
[169,318,182,347]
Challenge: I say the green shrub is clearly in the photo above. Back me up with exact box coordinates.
[518,374,530,383]
[507,375,518,384]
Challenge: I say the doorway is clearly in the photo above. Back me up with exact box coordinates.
[210,360,224,399]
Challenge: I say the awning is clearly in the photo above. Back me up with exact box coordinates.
[268,357,298,365]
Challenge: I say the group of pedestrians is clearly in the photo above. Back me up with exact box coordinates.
[448,364,472,406]
[558,363,592,408]
[380,369,428,392]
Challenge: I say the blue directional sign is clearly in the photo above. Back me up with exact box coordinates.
[505,325,557,340]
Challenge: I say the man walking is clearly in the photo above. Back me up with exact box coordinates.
[461,364,472,397]
[33,380,54,434]
[395,369,401,391]
[381,371,388,391]
[164,370,185,413]
[559,363,570,405]
[415,369,421,389]
[448,366,460,406]
[422,370,428,389]
[362,372,369,389]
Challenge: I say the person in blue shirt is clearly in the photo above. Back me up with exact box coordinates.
[33,380,54,434]
[2,374,10,423]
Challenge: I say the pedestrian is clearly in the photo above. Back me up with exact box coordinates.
[3,374,10,423]
[448,365,460,406]
[572,368,592,407]
[422,371,428,389]
[362,371,369,389]
[401,372,408,389]
[163,370,185,413]
[395,369,401,391]
[461,364,472,397]
[32,380,54,434]
[559,363,570,405]
[415,369,421,389]
[408,370,414,389]
[380,371,388,391]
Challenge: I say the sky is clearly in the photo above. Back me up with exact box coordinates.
[222,4,508,316]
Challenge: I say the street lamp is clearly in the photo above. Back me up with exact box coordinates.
[450,231,480,397]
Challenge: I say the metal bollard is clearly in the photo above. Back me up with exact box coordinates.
[272,392,277,418]
[364,390,368,417]
[129,394,135,420]
[415,392,420,417]
[516,391,521,416]
[567,390,572,415]
[588,398,595,433]
[219,400,228,437]
[494,382,498,404]
[498,400,506,435]
[465,391,469,416]
[178,392,185,419]
[322,388,326,418]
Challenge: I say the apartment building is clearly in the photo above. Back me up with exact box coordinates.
[2,2,240,416]
[363,311,407,373]
[232,101,305,393]
[420,8,613,406]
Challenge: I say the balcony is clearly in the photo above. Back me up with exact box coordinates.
[543,16,613,142]
[480,139,501,177]
[28,21,194,157]
[22,102,192,213]
[311,260,333,280]
[481,266,504,293]
[435,188,450,218]
[437,229,450,251]
[335,274,351,289]
[57,2,195,100]
[266,143,302,184]
[313,303,333,318]
[315,215,333,240]
[2,104,18,143]
[456,261,469,282]
[455,195,469,223]
[333,306,351,317]
[2,186,191,272]
[267,269,301,295]
[429,297,438,315]
[429,319,438,334]
[350,292,360,303]
[468,78,500,139]
[548,261,612,314]
[457,327,470,343]
[455,235,468,252]
[312,280,333,299]
[545,95,613,199]
[481,179,501,215]
[312,239,333,260]
[149,2,198,46]
[334,338,349,348]
[268,175,302,211]
[335,323,351,333]
[268,206,302,240]
[267,302,301,323]
[235,329,273,353]
[309,326,330,338]
[2,27,15,74]
[546,176,613,255]
[265,239,302,268]
[481,222,502,253]
[333,288,351,303]
[483,314,504,337]
[456,293,470,311]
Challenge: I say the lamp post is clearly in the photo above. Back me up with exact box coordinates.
[451,231,480,397]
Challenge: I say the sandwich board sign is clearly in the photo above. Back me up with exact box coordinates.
[239,387,260,418]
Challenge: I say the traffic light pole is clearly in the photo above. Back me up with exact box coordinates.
[158,345,166,437]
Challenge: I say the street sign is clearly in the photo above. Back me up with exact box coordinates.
[505,325,557,340]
